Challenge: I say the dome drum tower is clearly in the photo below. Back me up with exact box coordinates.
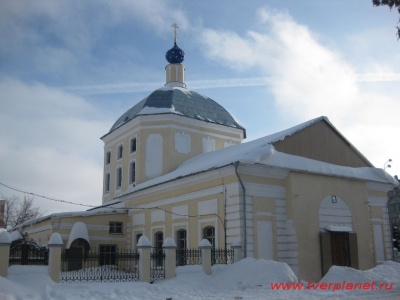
[165,24,186,88]
[101,24,245,203]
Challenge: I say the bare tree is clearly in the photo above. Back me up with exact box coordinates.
[3,195,44,228]
[373,0,400,39]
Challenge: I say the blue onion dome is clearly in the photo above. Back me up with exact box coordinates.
[165,42,185,64]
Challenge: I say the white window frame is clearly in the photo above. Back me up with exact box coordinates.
[105,151,111,165]
[117,144,123,160]
[104,172,110,193]
[116,166,123,189]
[129,160,136,185]
[130,137,137,154]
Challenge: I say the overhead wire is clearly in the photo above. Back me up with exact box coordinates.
[0,181,225,224]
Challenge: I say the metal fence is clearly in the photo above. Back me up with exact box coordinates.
[150,248,165,282]
[175,248,234,266]
[211,248,234,265]
[9,239,49,266]
[60,249,139,283]
[176,248,201,266]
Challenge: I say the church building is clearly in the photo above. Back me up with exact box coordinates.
[9,30,398,282]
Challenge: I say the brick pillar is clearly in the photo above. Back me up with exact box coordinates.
[163,237,176,280]
[137,235,151,283]
[0,230,11,277]
[232,242,242,263]
[199,239,212,275]
[48,233,63,283]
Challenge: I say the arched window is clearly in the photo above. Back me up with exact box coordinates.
[136,233,143,245]
[176,229,187,249]
[154,231,164,267]
[154,231,164,249]
[130,161,136,184]
[202,226,215,247]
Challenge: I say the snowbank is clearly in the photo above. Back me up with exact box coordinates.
[1,259,400,300]
[320,261,400,288]
[211,258,298,290]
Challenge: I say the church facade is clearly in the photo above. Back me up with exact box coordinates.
[9,37,398,282]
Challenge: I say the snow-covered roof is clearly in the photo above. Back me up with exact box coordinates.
[9,230,23,242]
[114,122,397,197]
[0,230,11,244]
[326,225,353,232]
[11,208,126,230]
[66,222,89,249]
[90,116,398,212]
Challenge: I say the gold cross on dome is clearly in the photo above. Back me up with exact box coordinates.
[172,23,179,43]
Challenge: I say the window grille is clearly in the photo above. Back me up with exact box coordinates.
[109,222,123,234]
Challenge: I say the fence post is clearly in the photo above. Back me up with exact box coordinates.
[163,237,176,280]
[48,233,63,283]
[232,242,242,263]
[199,239,212,275]
[0,231,11,277]
[137,235,151,283]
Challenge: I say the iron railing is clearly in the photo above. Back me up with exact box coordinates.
[176,248,201,266]
[60,249,139,283]
[150,248,165,282]
[9,239,49,266]
[211,248,234,265]
[176,248,234,266]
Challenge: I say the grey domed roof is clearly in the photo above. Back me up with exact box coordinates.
[108,87,246,137]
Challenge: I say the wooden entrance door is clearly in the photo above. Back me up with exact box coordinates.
[330,232,350,266]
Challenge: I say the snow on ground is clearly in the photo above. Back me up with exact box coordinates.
[1,258,400,300]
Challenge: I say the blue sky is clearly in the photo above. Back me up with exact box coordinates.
[0,0,399,214]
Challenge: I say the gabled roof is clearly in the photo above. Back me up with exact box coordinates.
[266,116,373,167]
[250,116,370,165]
[104,86,246,138]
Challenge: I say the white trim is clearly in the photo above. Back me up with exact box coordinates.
[105,150,111,166]
[326,225,353,232]
[118,166,236,205]
[116,165,123,190]
[116,143,123,160]
[198,217,218,248]
[104,172,111,194]
[368,196,388,207]
[150,225,166,246]
[129,135,137,155]
[367,182,394,192]
[245,183,286,199]
[102,113,243,144]
[172,222,189,247]
[127,185,224,209]
[239,164,288,179]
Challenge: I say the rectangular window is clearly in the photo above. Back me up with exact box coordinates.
[105,173,110,193]
[116,167,122,189]
[130,138,137,153]
[117,145,123,160]
[106,151,111,165]
[109,221,123,234]
[129,161,136,184]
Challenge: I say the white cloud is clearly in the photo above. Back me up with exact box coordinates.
[197,8,400,177]
[0,0,190,81]
[0,79,110,213]
[106,0,190,35]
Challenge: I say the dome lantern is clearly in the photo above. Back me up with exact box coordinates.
[165,23,186,88]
